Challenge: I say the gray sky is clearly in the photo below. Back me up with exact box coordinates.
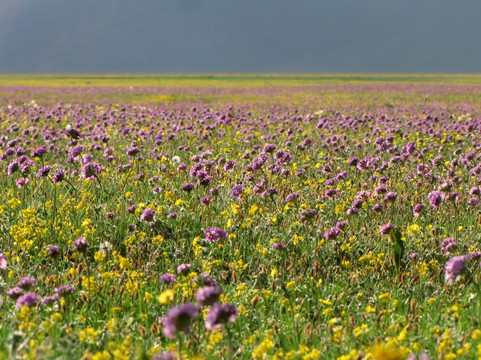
[1,0,480,73]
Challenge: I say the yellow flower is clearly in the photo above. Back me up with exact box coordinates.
[158,290,175,304]
[79,327,100,344]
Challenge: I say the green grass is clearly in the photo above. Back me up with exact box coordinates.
[1,73,481,87]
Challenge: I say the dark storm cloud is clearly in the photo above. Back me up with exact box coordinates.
[0,0,480,73]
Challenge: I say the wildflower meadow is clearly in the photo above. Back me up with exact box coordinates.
[2,75,481,359]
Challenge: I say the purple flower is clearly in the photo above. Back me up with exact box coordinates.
[324,227,341,241]
[70,145,84,158]
[32,146,47,158]
[205,303,238,330]
[285,192,301,203]
[182,183,195,192]
[196,286,223,306]
[230,184,243,199]
[47,245,60,257]
[151,352,176,360]
[54,284,77,297]
[140,208,156,222]
[383,192,398,202]
[81,162,101,180]
[16,178,29,189]
[177,263,191,275]
[38,165,54,178]
[126,147,141,157]
[106,211,116,219]
[51,170,65,184]
[336,221,349,231]
[445,255,470,284]
[6,287,23,300]
[428,191,444,209]
[17,276,36,290]
[205,227,227,242]
[379,223,393,235]
[162,303,199,339]
[272,243,287,250]
[193,274,217,287]
[0,253,7,270]
[409,253,419,260]
[167,212,179,219]
[263,144,277,153]
[73,237,90,252]
[325,189,338,199]
[413,203,425,217]
[372,203,383,213]
[16,292,40,308]
[42,294,60,306]
[440,238,458,255]
[223,160,238,172]
[160,273,177,284]
[200,196,213,206]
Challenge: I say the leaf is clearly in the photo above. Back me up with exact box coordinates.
[390,227,404,269]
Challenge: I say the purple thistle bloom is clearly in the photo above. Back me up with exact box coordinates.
[383,192,398,202]
[230,184,243,199]
[263,144,277,153]
[16,292,41,308]
[162,303,199,339]
[81,162,101,180]
[428,191,444,209]
[336,221,349,231]
[324,227,341,241]
[16,178,29,189]
[182,183,195,192]
[37,165,54,178]
[70,145,84,158]
[379,223,393,235]
[196,286,223,306]
[445,255,470,284]
[372,203,383,213]
[468,198,480,206]
[325,189,338,199]
[151,352,176,360]
[272,243,287,250]
[194,273,217,287]
[167,212,179,219]
[223,160,238,172]
[73,237,90,252]
[285,192,301,203]
[32,146,47,158]
[54,284,77,297]
[200,196,213,206]
[413,203,425,217]
[0,253,7,270]
[177,263,191,275]
[140,208,156,222]
[205,303,238,330]
[52,170,65,184]
[48,245,61,258]
[160,273,177,284]
[126,147,141,157]
[6,287,23,300]
[17,276,36,290]
[440,238,458,255]
[204,227,227,242]
[42,294,60,306]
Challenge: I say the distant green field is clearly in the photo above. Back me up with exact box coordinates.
[1,73,481,87]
